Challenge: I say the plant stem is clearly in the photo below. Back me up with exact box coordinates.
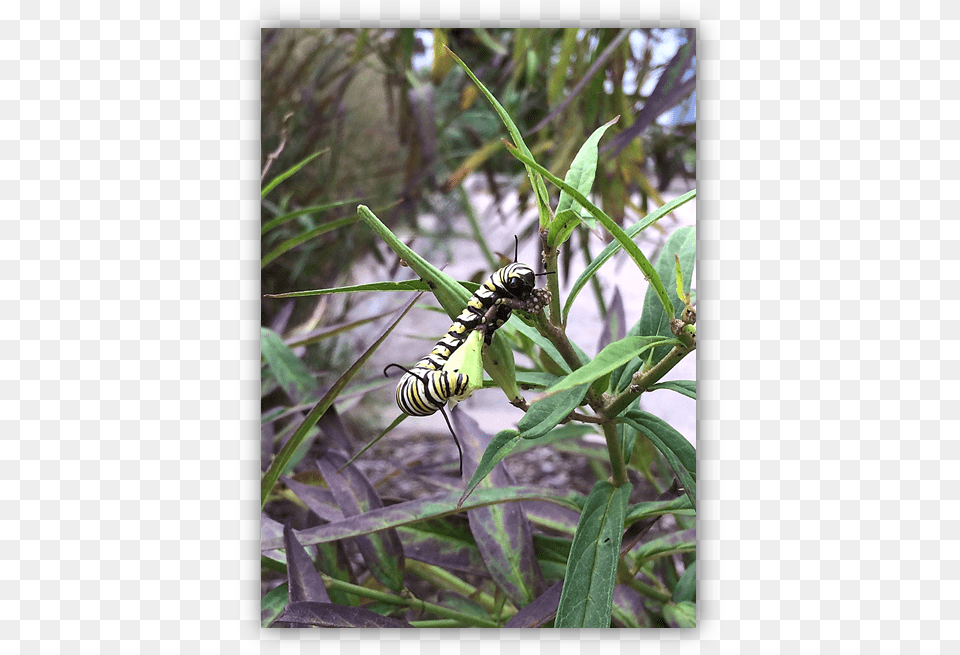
[602,421,629,487]
[603,341,694,420]
[406,559,515,620]
[319,573,500,628]
[540,229,563,327]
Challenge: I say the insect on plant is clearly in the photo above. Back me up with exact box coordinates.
[384,237,553,475]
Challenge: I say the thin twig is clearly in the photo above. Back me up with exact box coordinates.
[261,112,294,183]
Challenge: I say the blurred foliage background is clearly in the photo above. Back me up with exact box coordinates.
[261,28,695,314]
[260,29,696,479]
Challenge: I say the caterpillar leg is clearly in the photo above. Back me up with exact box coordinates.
[495,287,552,314]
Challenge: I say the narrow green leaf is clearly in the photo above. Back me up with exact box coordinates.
[261,326,319,404]
[549,208,581,249]
[563,189,696,322]
[647,380,696,399]
[505,144,675,322]
[445,47,552,227]
[265,280,429,299]
[340,413,408,470]
[551,116,619,247]
[261,215,358,268]
[664,601,697,628]
[261,198,362,235]
[610,225,697,391]
[622,411,696,509]
[675,253,685,302]
[261,292,422,508]
[529,336,678,402]
[458,430,521,508]
[261,149,326,199]
[637,226,696,366]
[261,582,290,627]
[518,383,590,440]
[507,317,572,374]
[623,495,695,525]
[555,481,632,628]
[633,528,696,567]
[672,561,696,603]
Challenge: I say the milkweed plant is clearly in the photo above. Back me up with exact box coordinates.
[260,48,697,629]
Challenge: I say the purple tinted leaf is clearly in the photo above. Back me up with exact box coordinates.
[281,476,343,522]
[283,523,331,604]
[275,601,414,628]
[317,452,406,592]
[454,410,545,605]
[612,585,651,628]
[261,485,583,551]
[523,500,582,534]
[396,519,488,577]
[315,405,353,453]
[261,513,286,560]
[503,580,563,628]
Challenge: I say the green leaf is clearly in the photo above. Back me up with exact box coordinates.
[672,561,696,603]
[636,225,696,366]
[261,215,358,268]
[555,481,632,628]
[260,326,319,404]
[261,198,362,235]
[458,430,521,507]
[504,144,675,323]
[563,189,696,323]
[518,383,590,440]
[610,225,696,391]
[445,47,552,227]
[663,601,697,628]
[529,335,678,402]
[551,116,619,246]
[261,149,326,199]
[264,280,429,299]
[261,582,289,627]
[647,380,696,399]
[622,410,696,509]
[624,495,695,524]
[340,413,408,470]
[507,317,572,374]
[633,528,696,567]
[549,208,582,249]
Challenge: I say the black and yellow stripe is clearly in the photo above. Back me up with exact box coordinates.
[395,262,539,416]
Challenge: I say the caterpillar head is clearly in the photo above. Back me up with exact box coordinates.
[501,263,536,299]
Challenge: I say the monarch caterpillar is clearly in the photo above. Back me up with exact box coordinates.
[385,256,552,475]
